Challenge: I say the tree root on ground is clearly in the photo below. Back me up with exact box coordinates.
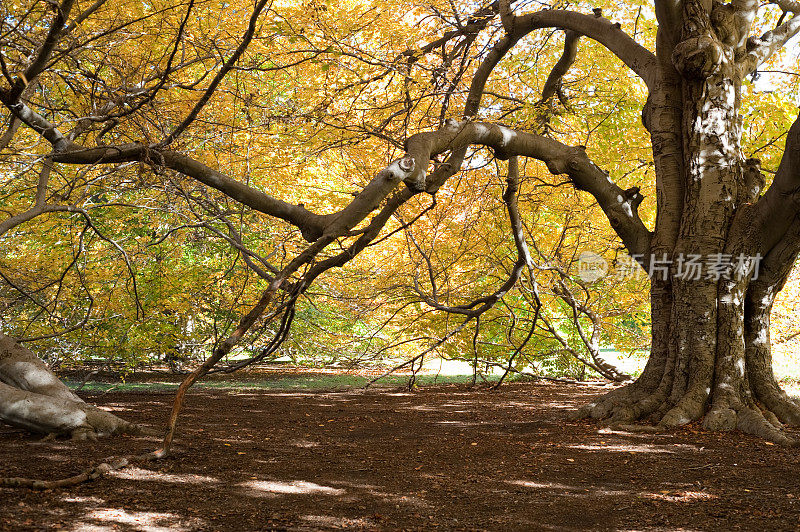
[575,388,800,446]
[0,449,164,489]
[599,422,664,433]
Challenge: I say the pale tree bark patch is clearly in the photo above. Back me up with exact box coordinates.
[0,333,145,440]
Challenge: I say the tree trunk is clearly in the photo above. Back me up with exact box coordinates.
[0,333,144,439]
[576,1,800,444]
[578,247,800,446]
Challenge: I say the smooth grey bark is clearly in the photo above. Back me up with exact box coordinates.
[0,333,143,439]
[574,0,800,443]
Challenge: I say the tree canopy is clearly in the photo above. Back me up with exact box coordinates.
[2,0,800,449]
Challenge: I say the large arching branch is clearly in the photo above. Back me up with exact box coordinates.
[0,94,416,250]
[402,120,652,259]
[3,3,657,259]
[463,8,658,118]
[5,89,651,270]
[0,95,327,240]
[736,115,800,257]
[538,30,581,106]
[6,0,77,103]
[511,10,658,90]
[740,7,800,74]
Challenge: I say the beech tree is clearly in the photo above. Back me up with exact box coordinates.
[1,0,800,454]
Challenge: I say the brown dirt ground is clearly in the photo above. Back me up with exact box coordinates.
[1,378,800,531]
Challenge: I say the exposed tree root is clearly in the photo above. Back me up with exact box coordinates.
[601,422,663,433]
[0,449,163,490]
[575,387,800,446]
[572,381,657,421]
[0,344,151,439]
[752,381,800,425]
[703,402,798,446]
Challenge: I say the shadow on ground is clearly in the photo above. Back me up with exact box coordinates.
[1,381,799,531]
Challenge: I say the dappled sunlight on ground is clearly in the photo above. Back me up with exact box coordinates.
[597,426,666,438]
[3,381,799,530]
[299,514,377,528]
[401,404,441,411]
[234,477,435,510]
[646,490,717,502]
[435,420,483,427]
[285,438,319,448]
[498,400,537,409]
[97,405,135,412]
[61,496,105,505]
[108,467,219,485]
[507,480,717,502]
[74,508,204,532]
[504,479,633,499]
[239,479,345,496]
[568,442,704,454]
[331,480,432,508]
[539,401,580,409]
[507,480,577,490]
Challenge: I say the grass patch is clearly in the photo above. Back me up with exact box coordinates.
[65,373,496,393]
